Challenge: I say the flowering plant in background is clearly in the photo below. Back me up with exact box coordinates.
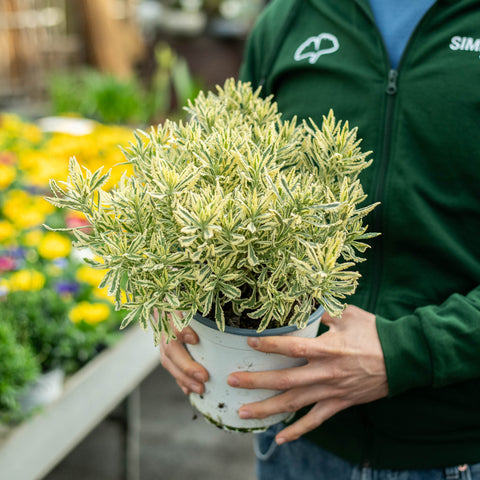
[0,114,131,405]
[18,123,134,189]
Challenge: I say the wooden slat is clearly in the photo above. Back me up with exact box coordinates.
[78,0,144,78]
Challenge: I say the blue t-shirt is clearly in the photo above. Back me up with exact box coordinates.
[368,0,436,68]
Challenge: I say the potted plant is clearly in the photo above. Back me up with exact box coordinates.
[46,79,377,431]
[0,321,40,425]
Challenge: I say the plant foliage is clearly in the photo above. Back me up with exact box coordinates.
[0,321,40,422]
[47,79,377,344]
[48,45,200,125]
[2,290,120,375]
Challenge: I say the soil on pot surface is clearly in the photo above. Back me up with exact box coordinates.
[204,301,282,330]
[203,297,320,330]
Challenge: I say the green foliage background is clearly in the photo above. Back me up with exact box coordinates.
[2,291,120,375]
[0,321,39,422]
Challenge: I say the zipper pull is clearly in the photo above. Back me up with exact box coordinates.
[386,69,398,95]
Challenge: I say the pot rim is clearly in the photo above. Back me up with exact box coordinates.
[192,305,324,337]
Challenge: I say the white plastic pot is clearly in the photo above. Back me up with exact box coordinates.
[18,368,65,413]
[186,307,323,433]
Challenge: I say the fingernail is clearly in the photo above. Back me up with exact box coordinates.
[184,334,196,344]
[248,337,259,348]
[276,437,286,445]
[193,372,205,383]
[239,409,251,419]
[190,383,202,394]
[228,375,240,387]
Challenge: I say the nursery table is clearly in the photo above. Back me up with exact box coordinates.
[0,326,161,480]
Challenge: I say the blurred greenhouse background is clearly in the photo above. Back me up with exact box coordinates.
[0,0,265,118]
[0,1,265,479]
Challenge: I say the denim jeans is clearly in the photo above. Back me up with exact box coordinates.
[254,423,480,480]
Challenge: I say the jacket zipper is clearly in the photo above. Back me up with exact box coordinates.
[355,1,440,467]
[351,3,401,466]
[364,0,439,313]
[366,69,398,313]
[357,0,438,467]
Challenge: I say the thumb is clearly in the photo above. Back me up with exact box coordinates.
[321,310,342,328]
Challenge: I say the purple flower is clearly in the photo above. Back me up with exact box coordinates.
[55,280,80,296]
[6,247,25,259]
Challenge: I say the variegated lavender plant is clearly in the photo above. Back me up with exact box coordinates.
[47,79,377,344]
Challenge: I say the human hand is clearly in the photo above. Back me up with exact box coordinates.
[159,311,209,396]
[227,305,388,445]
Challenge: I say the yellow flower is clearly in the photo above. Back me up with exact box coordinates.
[0,277,9,295]
[38,232,72,260]
[20,151,68,188]
[94,286,114,303]
[76,265,106,287]
[33,196,55,215]
[9,269,46,291]
[23,124,42,144]
[20,125,133,188]
[0,115,42,155]
[69,301,110,325]
[2,190,27,219]
[0,220,16,244]
[2,190,54,229]
[23,229,43,247]
[94,285,127,304]
[20,210,49,230]
[0,164,16,189]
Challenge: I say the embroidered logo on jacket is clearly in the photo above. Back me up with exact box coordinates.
[294,33,339,64]
[449,36,480,58]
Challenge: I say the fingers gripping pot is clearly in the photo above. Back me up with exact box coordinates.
[186,307,324,432]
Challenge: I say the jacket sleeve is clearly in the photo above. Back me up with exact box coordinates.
[376,284,480,396]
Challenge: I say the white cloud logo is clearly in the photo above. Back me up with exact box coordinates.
[294,33,339,64]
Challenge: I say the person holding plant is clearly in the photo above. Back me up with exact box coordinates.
[160,0,480,478]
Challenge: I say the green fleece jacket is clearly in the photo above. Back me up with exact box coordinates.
[240,0,480,469]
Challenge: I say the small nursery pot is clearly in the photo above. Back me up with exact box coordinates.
[18,368,65,413]
[186,307,324,433]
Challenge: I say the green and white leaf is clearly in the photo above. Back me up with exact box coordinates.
[46,79,377,344]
